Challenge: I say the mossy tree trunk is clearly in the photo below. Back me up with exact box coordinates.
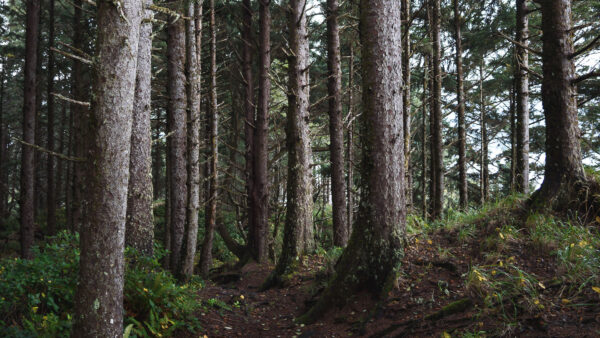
[300,0,406,322]
[73,0,141,334]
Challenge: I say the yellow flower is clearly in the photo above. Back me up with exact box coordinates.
[499,233,505,239]
[43,315,48,321]
[491,270,497,276]
[240,295,244,300]
[538,282,545,289]
[533,299,540,305]
[143,288,149,293]
[499,260,503,267]
[592,286,600,294]
[562,298,571,304]
[41,292,46,298]
[427,239,433,245]
[578,240,588,247]
[32,307,38,313]
[415,238,420,244]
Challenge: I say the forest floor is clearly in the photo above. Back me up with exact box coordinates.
[192,200,600,337]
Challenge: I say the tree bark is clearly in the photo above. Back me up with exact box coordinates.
[181,0,202,280]
[347,43,354,235]
[126,0,154,256]
[533,0,586,205]
[20,0,40,259]
[515,0,530,194]
[327,0,348,247]
[249,0,271,263]
[401,0,412,211]
[199,0,219,276]
[264,0,313,287]
[421,56,429,218]
[0,60,7,224]
[167,1,188,271]
[430,0,444,218]
[300,0,405,321]
[46,0,56,235]
[453,0,467,209]
[73,0,141,335]
[479,61,489,203]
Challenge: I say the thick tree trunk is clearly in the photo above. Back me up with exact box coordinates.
[515,0,530,194]
[126,0,154,256]
[264,0,313,287]
[181,0,202,280]
[401,0,412,211]
[46,0,56,235]
[20,0,40,259]
[327,0,348,247]
[421,58,428,218]
[199,0,219,276]
[347,44,354,235]
[300,0,405,322]
[167,2,188,271]
[249,0,271,263]
[73,0,141,335]
[453,0,467,208]
[430,0,444,218]
[533,0,586,205]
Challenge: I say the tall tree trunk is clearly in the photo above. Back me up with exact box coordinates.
[20,0,41,259]
[167,1,188,271]
[181,0,202,280]
[300,0,405,321]
[56,104,67,223]
[327,0,348,247]
[479,62,489,203]
[0,61,7,224]
[126,0,154,256]
[430,0,443,218]
[453,0,467,208]
[46,0,56,235]
[401,0,412,211]
[515,0,530,194]
[199,0,219,276]
[421,56,428,218]
[249,0,271,263]
[533,0,585,205]
[347,43,354,235]
[73,0,141,334]
[509,79,516,191]
[263,0,313,287]
[241,0,257,262]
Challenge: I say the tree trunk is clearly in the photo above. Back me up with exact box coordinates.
[242,0,255,255]
[327,0,348,247]
[347,43,354,236]
[533,0,586,205]
[126,0,154,256]
[181,0,202,280]
[249,0,271,263]
[430,0,443,218]
[0,60,7,224]
[199,0,219,276]
[453,0,467,208]
[167,1,188,271]
[20,0,40,259]
[46,0,56,235]
[264,0,313,287]
[509,79,516,191]
[515,0,530,194]
[422,56,428,218]
[479,62,489,203]
[401,0,412,211]
[73,0,141,335]
[300,0,405,322]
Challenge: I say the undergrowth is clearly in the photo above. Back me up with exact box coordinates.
[0,231,204,337]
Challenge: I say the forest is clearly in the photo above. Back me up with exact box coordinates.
[0,0,599,336]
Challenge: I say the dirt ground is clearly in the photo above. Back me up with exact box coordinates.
[192,226,600,337]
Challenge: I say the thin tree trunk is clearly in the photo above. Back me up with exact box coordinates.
[56,104,66,222]
[73,0,141,334]
[199,0,219,276]
[422,56,429,218]
[249,0,271,263]
[300,0,405,322]
[327,0,348,247]
[181,0,202,280]
[46,0,56,235]
[0,60,7,223]
[20,0,41,259]
[431,0,443,218]
[479,61,489,203]
[453,0,467,208]
[533,0,585,204]
[515,0,530,194]
[347,43,354,236]
[401,0,412,211]
[167,0,188,271]
[263,0,313,287]
[509,78,516,191]
[126,0,154,256]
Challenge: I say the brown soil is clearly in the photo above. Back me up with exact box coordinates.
[190,227,600,337]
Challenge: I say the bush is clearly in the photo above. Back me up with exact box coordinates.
[0,232,203,337]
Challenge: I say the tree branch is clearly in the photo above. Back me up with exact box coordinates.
[572,70,600,85]
[496,31,542,56]
[13,137,86,162]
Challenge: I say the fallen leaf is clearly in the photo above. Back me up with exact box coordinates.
[592,286,600,294]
